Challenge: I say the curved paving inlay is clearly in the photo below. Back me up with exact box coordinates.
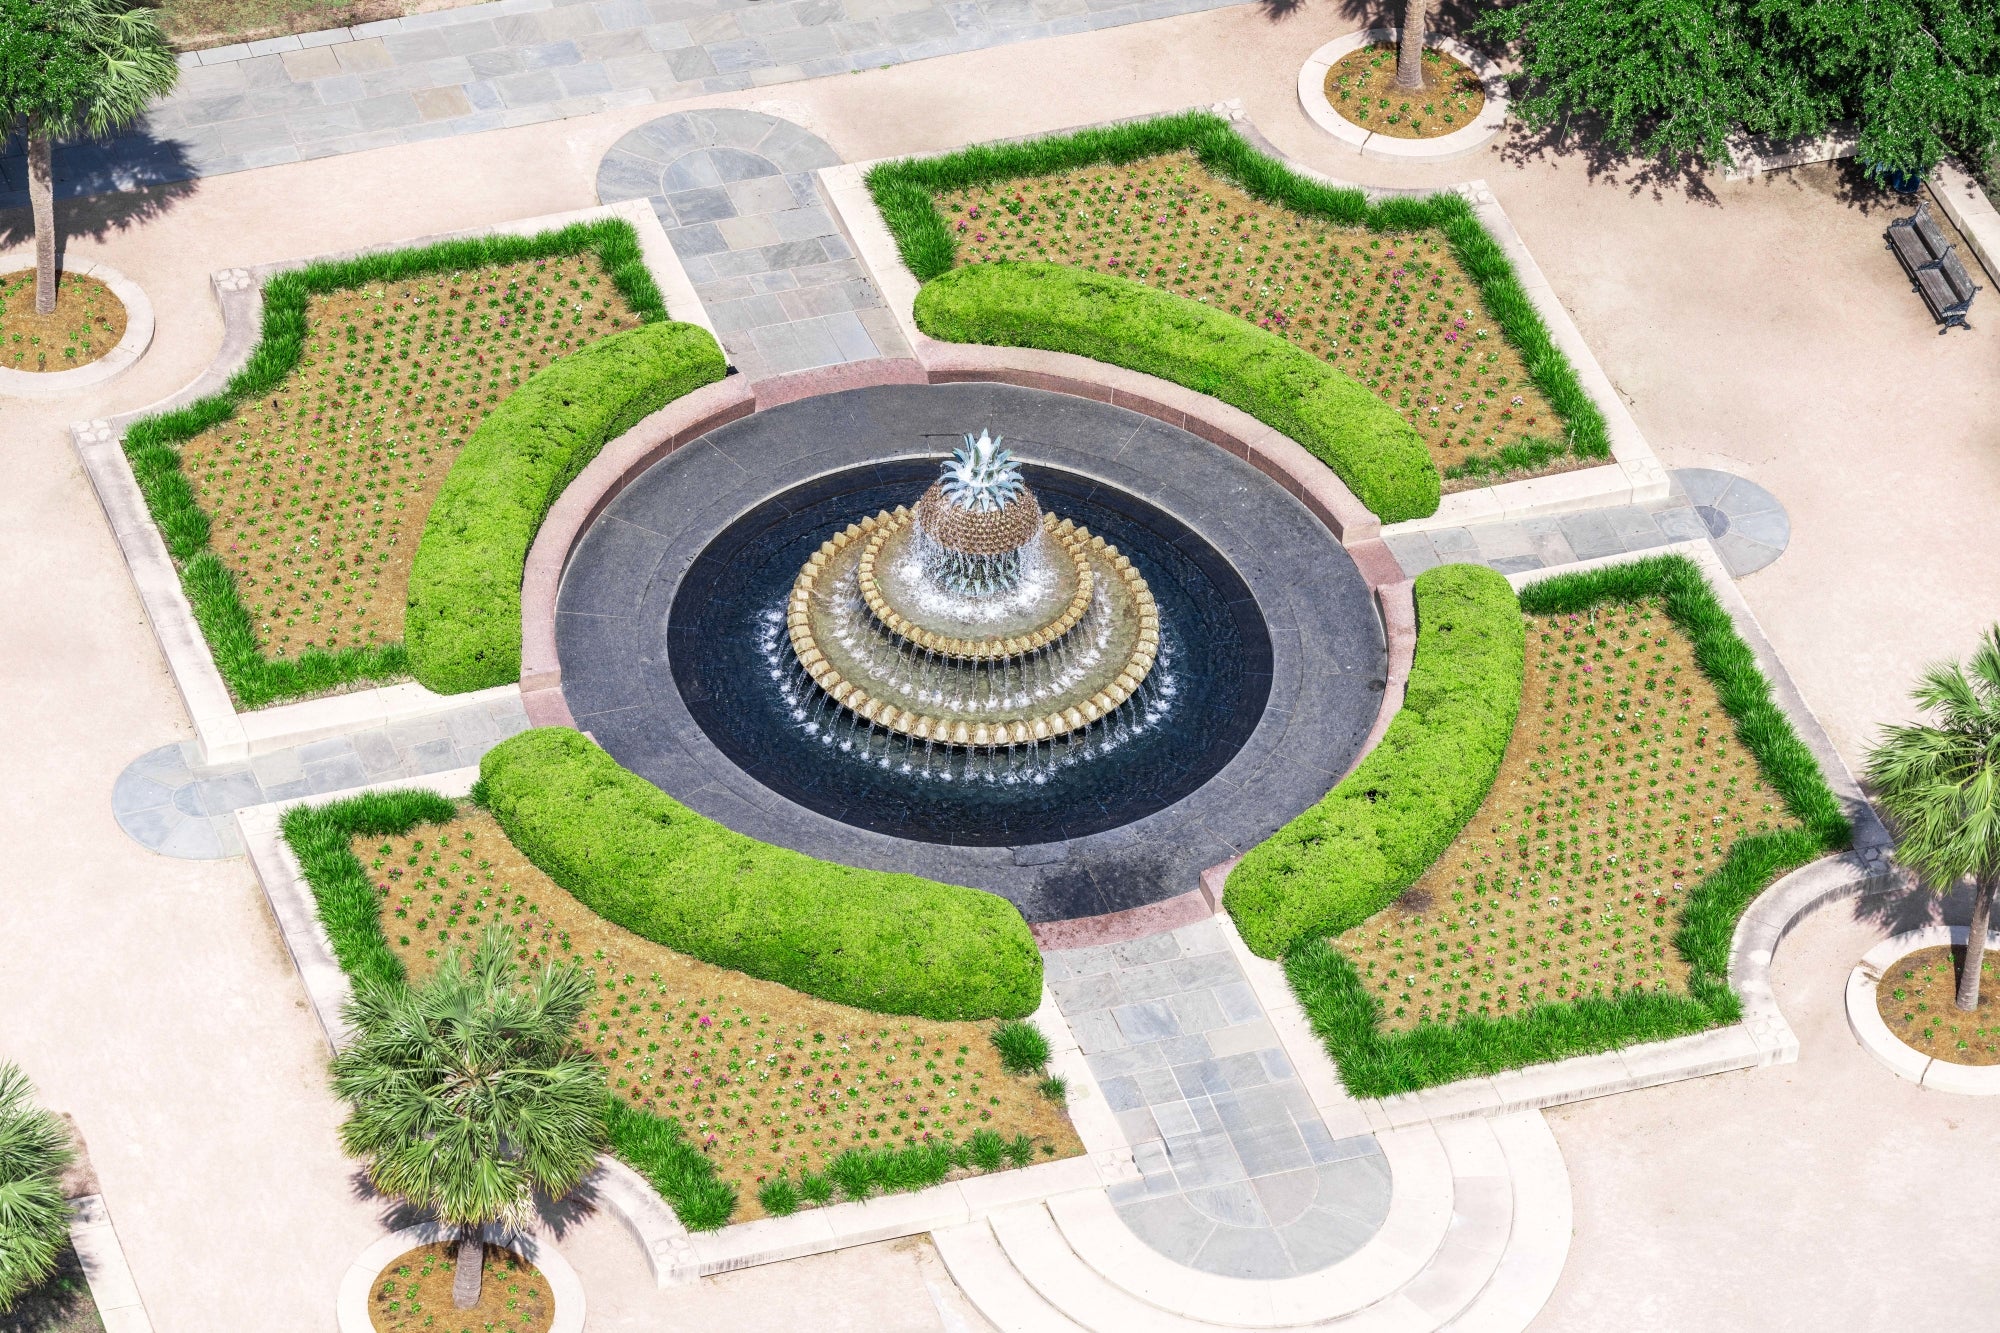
[553,382,1389,923]
[595,109,906,380]
[1674,466,1790,576]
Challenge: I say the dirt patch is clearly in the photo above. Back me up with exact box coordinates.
[0,272,126,374]
[938,153,1581,487]
[359,812,1082,1220]
[178,252,641,662]
[1337,598,1795,1031]
[160,0,484,49]
[1323,44,1486,141]
[368,1243,552,1333]
[1877,945,2000,1065]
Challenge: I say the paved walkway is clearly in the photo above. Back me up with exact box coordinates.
[0,0,1249,207]
[1048,920,1391,1278]
[1385,467,1790,581]
[595,109,906,377]
[111,694,528,858]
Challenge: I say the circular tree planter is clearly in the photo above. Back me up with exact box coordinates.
[1298,29,1509,161]
[336,1222,585,1333]
[0,258,154,399]
[1846,926,2000,1095]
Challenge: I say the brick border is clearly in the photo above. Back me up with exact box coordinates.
[1297,29,1510,163]
[69,200,702,764]
[0,257,155,399]
[1846,926,2000,1096]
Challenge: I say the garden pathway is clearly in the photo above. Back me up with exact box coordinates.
[1384,468,1790,582]
[594,109,907,377]
[0,0,1251,208]
[110,693,530,858]
[1047,918,1391,1278]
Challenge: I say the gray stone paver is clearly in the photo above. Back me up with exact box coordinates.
[1389,467,1795,583]
[1051,919,1390,1278]
[111,695,530,859]
[0,0,1251,207]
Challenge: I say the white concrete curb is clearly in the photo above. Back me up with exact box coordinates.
[1719,125,1859,181]
[1847,926,2000,1095]
[335,1221,584,1333]
[69,201,705,766]
[825,101,1669,537]
[68,1194,153,1333]
[0,257,154,398]
[1297,29,1510,163]
[1930,159,2000,287]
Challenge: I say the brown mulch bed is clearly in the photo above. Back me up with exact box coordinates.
[1877,945,2000,1065]
[1323,44,1486,141]
[368,1243,552,1333]
[1337,598,1794,1031]
[0,272,126,374]
[360,812,1082,1221]
[0,1247,105,1333]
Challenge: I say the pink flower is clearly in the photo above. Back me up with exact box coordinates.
[699,1015,712,1027]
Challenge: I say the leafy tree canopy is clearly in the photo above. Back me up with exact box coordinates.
[0,0,178,139]
[1477,0,2000,176]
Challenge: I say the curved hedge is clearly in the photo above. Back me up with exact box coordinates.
[477,727,1044,1020]
[913,263,1440,523]
[406,320,727,695]
[1225,563,1525,956]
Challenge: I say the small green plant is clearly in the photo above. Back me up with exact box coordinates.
[828,1149,879,1201]
[1037,1075,1069,1104]
[991,1019,1051,1074]
[798,1171,834,1206]
[757,1176,800,1216]
[967,1128,1006,1171]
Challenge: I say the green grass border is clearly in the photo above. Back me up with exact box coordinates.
[121,218,669,711]
[864,109,1610,486]
[1286,554,1851,1097]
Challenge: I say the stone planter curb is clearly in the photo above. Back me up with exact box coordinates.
[70,201,701,766]
[1847,926,2000,1095]
[1298,29,1510,163]
[67,1193,153,1333]
[238,766,1139,1288]
[0,257,154,398]
[336,1221,584,1333]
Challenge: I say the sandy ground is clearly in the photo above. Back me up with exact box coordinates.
[1,1,1995,1328]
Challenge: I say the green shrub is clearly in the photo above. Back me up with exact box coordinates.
[0,1063,74,1308]
[1038,1075,1069,1104]
[405,320,725,694]
[120,219,671,710]
[866,110,1609,476]
[798,1171,834,1205]
[279,788,460,990]
[1287,554,1850,1096]
[990,1018,1051,1074]
[914,263,1440,522]
[606,1096,737,1231]
[756,1175,800,1217]
[1225,564,1525,956]
[477,727,1043,1020]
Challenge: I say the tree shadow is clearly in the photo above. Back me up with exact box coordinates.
[1849,866,1978,937]
[0,128,199,264]
[1493,112,1723,204]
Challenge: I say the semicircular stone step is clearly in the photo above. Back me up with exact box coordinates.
[933,1217,1087,1333]
[1439,1112,1573,1333]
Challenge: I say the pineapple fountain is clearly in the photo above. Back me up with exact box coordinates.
[786,431,1162,752]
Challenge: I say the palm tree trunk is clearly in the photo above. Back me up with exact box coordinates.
[452,1232,485,1310]
[1396,0,1431,91]
[29,132,57,317]
[1957,875,1995,1011]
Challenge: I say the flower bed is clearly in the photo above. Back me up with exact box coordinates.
[1284,555,1850,1096]
[0,270,126,373]
[121,220,669,708]
[369,1243,551,1333]
[867,112,1609,504]
[1324,45,1486,140]
[1877,946,2000,1064]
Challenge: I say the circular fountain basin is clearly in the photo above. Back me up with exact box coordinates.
[552,383,1387,922]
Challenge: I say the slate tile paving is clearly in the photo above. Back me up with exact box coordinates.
[1386,468,1792,582]
[1048,918,1392,1278]
[112,695,530,860]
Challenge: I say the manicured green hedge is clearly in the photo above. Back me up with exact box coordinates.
[478,728,1044,1020]
[405,321,725,694]
[120,219,672,710]
[866,110,1610,491]
[1225,564,1526,956]
[914,263,1440,523]
[1285,554,1851,1096]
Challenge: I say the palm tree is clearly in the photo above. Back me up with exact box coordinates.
[1865,626,2000,1012]
[330,925,606,1309]
[0,1063,74,1310]
[1397,0,1435,91]
[0,0,178,315]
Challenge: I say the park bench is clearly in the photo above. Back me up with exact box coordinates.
[1887,202,1979,332]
